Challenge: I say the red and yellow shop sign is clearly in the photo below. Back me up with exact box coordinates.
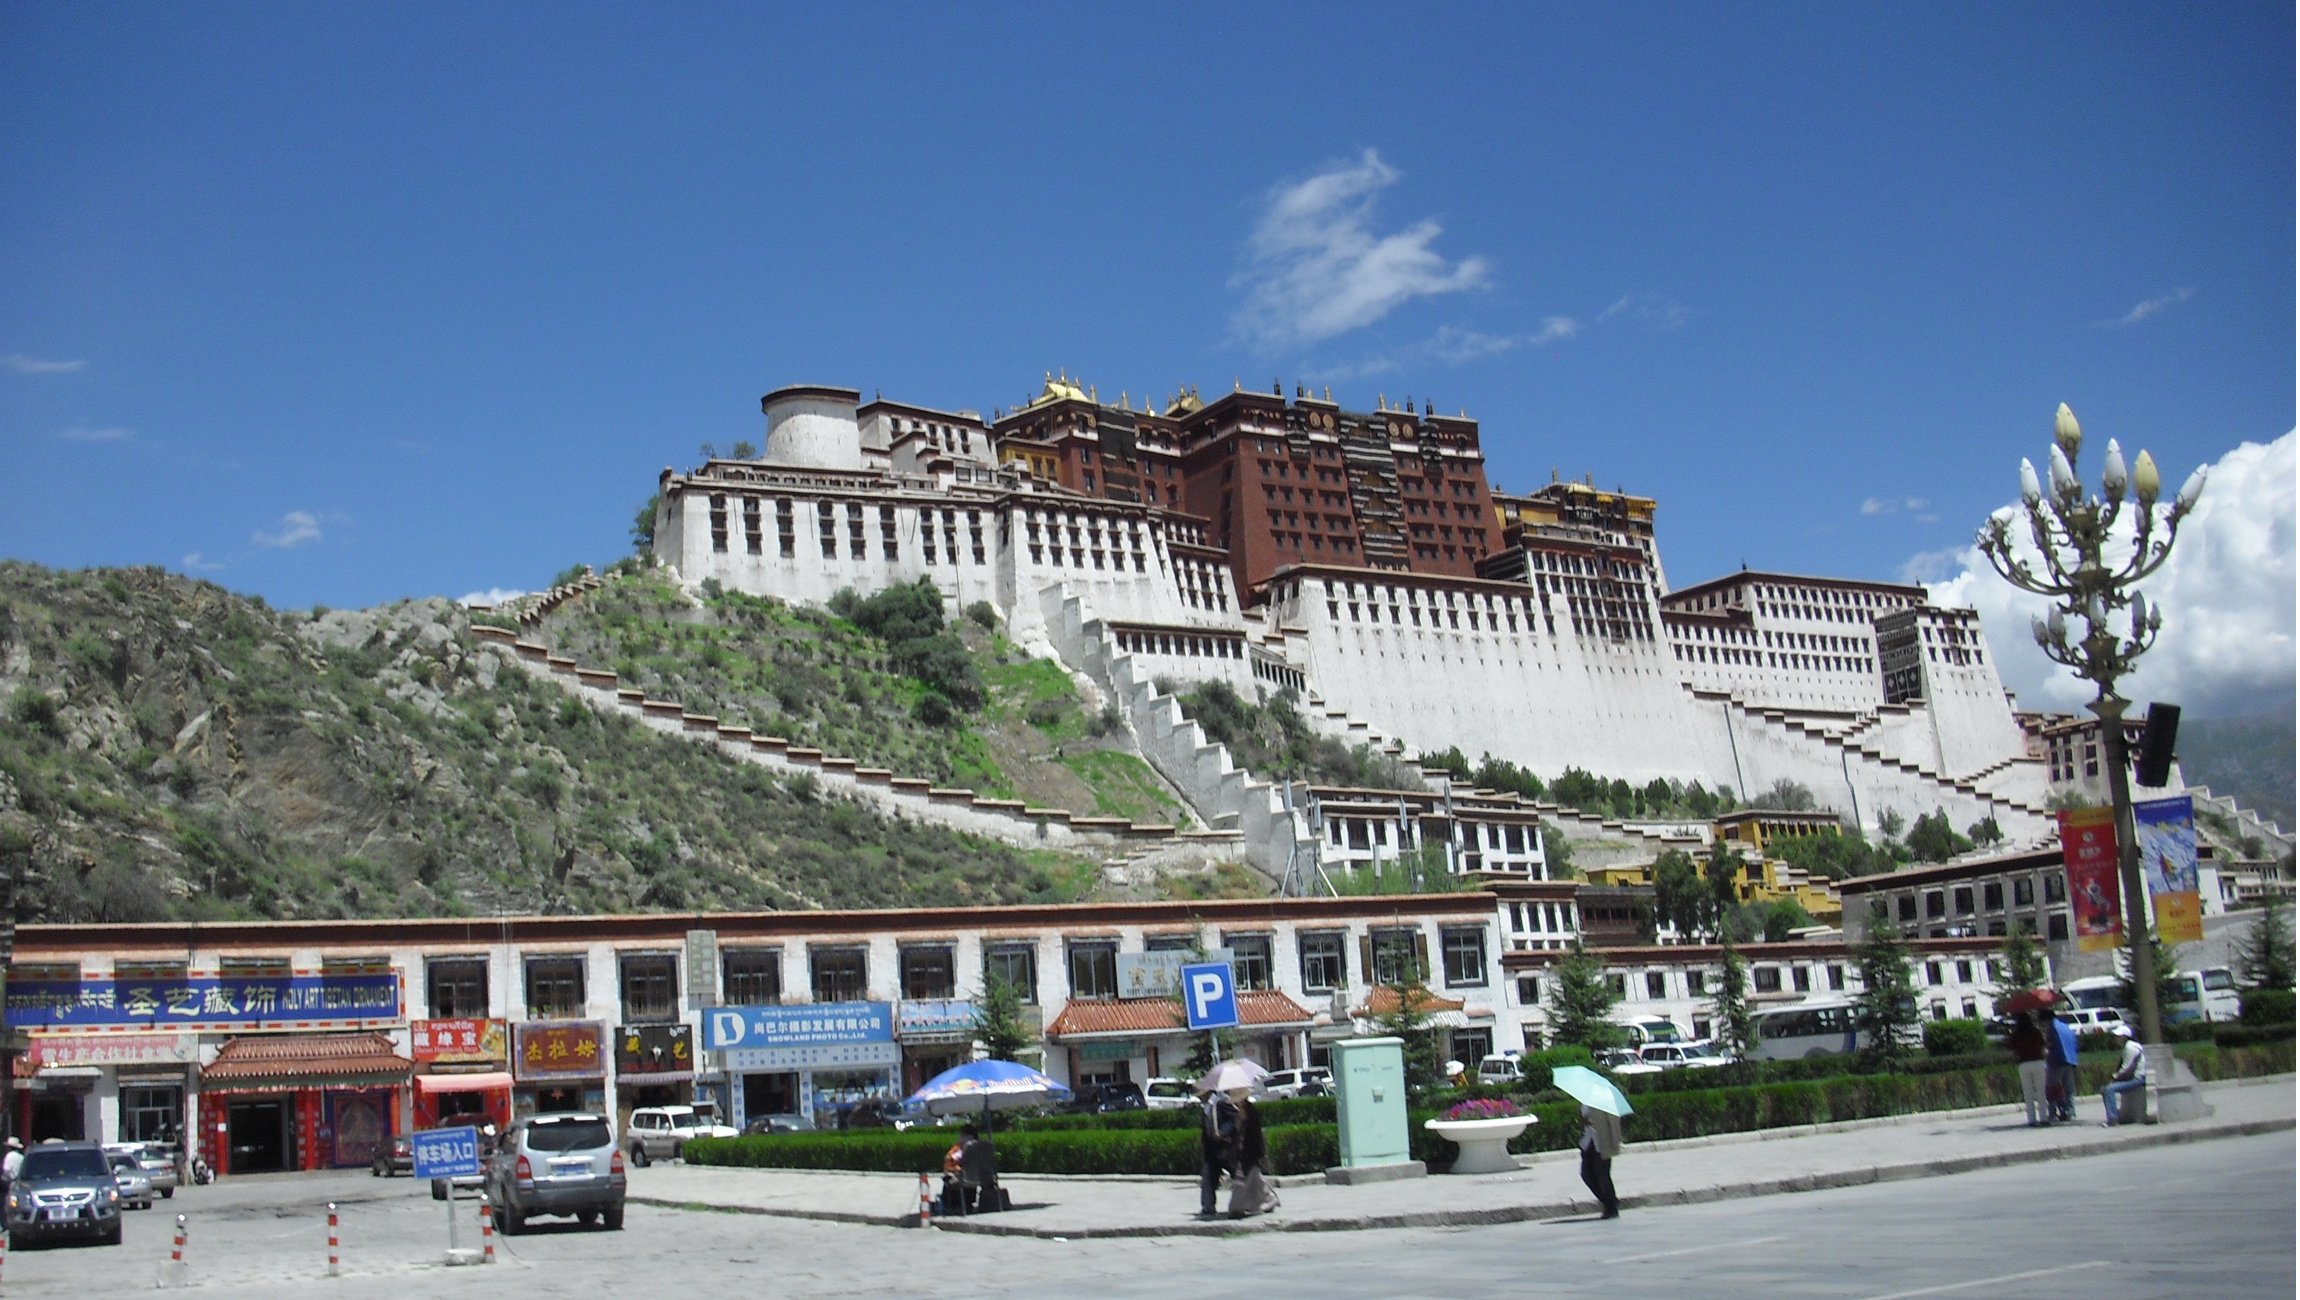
[512,1020,605,1081]
[412,1018,507,1064]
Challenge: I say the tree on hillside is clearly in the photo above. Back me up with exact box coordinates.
[1967,816,2005,848]
[2235,900,2296,990]
[1546,942,1626,1050]
[1653,848,1713,940]
[1853,905,1920,1070]
[630,493,659,554]
[1709,932,1756,1059]
[1994,925,2049,1000]
[1704,843,1747,919]
[971,972,1034,1062]
[1905,810,1973,863]
[1754,779,1817,811]
[1538,822,1574,879]
[1778,826,1891,881]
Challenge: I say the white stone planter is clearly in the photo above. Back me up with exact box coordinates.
[1423,1114,1536,1174]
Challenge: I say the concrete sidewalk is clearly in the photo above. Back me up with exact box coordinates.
[627,1075,2295,1238]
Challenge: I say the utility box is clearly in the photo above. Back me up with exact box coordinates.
[1326,1036,1424,1183]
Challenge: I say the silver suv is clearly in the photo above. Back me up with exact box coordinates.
[484,1114,625,1234]
[6,1141,124,1247]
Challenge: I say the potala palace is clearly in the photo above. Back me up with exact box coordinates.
[643,375,2100,881]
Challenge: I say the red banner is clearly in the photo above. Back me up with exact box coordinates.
[2057,807,2122,952]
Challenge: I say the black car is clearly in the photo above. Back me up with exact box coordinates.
[1062,1082,1146,1115]
[835,1099,911,1130]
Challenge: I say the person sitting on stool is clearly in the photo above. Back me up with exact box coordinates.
[2101,1037,2150,1126]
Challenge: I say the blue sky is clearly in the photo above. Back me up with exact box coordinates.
[3,4,2291,716]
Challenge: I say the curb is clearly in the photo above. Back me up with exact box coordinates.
[642,1113,2293,1239]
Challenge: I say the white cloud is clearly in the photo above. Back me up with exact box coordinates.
[1921,431,2295,719]
[181,552,223,572]
[58,425,132,442]
[458,587,527,607]
[2102,286,2196,328]
[1230,150,1491,350]
[1308,317,1587,381]
[252,510,326,549]
[1862,496,1931,518]
[4,354,86,375]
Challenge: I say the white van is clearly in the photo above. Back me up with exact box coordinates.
[1475,1054,1522,1086]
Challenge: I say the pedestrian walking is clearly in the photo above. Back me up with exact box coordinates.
[2009,1011,2049,1126]
[1,1137,20,1199]
[1578,1104,1622,1219]
[1196,1088,1239,1220]
[2045,1011,2081,1123]
[1225,1088,1280,1219]
[2101,1036,2150,1126]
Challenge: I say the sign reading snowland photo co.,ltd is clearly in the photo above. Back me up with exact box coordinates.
[701,1002,898,1072]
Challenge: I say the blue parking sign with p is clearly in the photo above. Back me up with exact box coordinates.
[1181,962,1238,1031]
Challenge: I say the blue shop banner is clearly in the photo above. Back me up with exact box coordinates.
[701,1001,892,1051]
[6,972,402,1030]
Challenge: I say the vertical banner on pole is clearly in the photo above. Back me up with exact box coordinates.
[2057,807,2123,951]
[2136,796,2203,945]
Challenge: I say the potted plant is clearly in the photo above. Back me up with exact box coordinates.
[1423,1097,1536,1174]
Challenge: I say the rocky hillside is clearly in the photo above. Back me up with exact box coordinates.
[0,561,1103,923]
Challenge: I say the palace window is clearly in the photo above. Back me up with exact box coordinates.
[810,947,868,1002]
[721,948,782,1005]
[619,953,679,1022]
[524,956,586,1019]
[985,944,1038,1004]
[1299,932,1347,993]
[427,958,489,1018]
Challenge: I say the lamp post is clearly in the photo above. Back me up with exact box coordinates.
[1975,403,2205,1046]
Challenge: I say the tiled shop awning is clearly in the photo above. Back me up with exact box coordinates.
[1046,990,1313,1041]
[201,1032,412,1089]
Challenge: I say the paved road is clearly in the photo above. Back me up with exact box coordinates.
[2,1133,2288,1298]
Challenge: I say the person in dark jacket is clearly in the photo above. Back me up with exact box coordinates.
[2009,1012,2049,1126]
[1226,1087,1280,1218]
[1197,1089,1239,1219]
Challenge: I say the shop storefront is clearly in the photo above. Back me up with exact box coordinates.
[196,1033,411,1174]
[895,1000,977,1094]
[410,1018,511,1135]
[23,1032,199,1148]
[512,1020,606,1117]
[2,964,405,1175]
[700,1002,898,1130]
[1045,990,1315,1089]
[613,1023,696,1127]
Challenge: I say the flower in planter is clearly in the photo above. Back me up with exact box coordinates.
[1438,1097,1526,1122]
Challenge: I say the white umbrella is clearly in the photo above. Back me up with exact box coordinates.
[1196,1059,1270,1094]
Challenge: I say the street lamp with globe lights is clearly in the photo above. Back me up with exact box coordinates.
[1975,402,2205,1047]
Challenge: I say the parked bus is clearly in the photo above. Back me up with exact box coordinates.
[1749,999,1860,1061]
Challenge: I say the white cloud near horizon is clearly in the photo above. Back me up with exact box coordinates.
[458,587,527,607]
[1862,496,1932,518]
[2103,286,2196,328]
[252,510,327,549]
[1916,430,2295,720]
[4,354,87,374]
[1230,150,1491,351]
[58,425,132,442]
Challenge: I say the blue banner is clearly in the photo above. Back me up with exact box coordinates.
[701,1002,892,1051]
[5,973,402,1029]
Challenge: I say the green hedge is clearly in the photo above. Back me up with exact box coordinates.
[684,1039,2294,1178]
[2240,991,2295,1026]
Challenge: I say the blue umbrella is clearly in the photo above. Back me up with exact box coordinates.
[904,1059,1072,1121]
[1550,1065,1634,1117]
